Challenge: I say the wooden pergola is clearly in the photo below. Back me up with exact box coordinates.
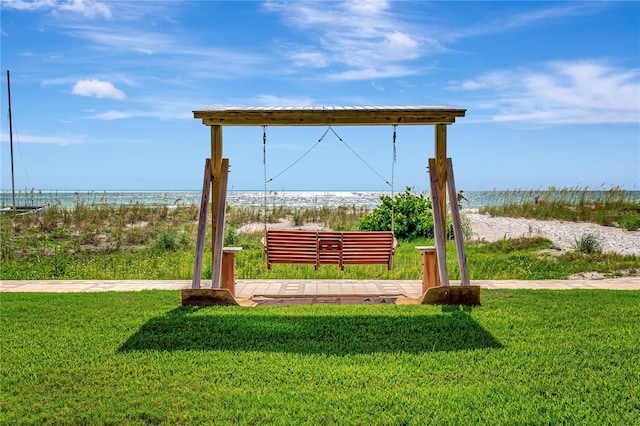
[184,106,480,306]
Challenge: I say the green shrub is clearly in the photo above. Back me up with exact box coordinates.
[51,246,68,277]
[153,231,190,252]
[224,224,239,246]
[573,233,602,254]
[618,211,640,231]
[359,188,434,240]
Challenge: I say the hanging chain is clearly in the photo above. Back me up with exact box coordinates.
[328,126,391,187]
[391,124,397,235]
[262,125,268,233]
[266,127,331,184]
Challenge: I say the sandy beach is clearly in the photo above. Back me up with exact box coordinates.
[463,210,640,257]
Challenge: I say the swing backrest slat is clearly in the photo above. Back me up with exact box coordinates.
[263,230,318,269]
[342,232,396,269]
[263,230,396,270]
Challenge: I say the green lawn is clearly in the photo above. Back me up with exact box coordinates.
[2,290,639,425]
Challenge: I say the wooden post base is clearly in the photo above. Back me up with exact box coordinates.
[396,285,481,306]
[421,285,481,306]
[182,288,239,306]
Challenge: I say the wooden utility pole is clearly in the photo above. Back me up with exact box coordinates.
[7,70,16,211]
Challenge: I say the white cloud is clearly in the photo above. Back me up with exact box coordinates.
[60,24,268,79]
[1,0,56,11]
[72,79,126,100]
[57,0,111,19]
[290,51,330,68]
[327,65,418,81]
[345,0,390,15]
[3,0,111,19]
[264,0,424,80]
[264,1,610,83]
[91,111,130,120]
[0,131,84,146]
[443,3,603,44]
[65,25,173,55]
[88,109,187,120]
[454,60,640,124]
[383,31,419,59]
[86,96,195,121]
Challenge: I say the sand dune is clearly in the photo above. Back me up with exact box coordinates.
[463,211,640,256]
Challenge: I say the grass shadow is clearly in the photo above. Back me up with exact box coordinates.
[119,306,502,355]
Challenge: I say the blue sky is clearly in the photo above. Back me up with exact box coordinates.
[1,0,639,192]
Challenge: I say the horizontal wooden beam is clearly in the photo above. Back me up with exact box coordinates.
[193,106,466,126]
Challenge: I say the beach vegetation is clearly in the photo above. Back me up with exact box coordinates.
[572,233,603,254]
[153,230,190,253]
[1,188,639,281]
[479,185,640,230]
[226,204,366,231]
[2,290,639,425]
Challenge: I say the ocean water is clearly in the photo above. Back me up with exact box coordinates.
[2,189,638,210]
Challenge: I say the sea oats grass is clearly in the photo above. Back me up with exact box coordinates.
[479,186,640,230]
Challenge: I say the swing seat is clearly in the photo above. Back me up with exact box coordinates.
[263,230,397,270]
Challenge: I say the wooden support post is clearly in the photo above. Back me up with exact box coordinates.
[211,159,229,289]
[446,158,471,285]
[434,124,448,238]
[210,125,223,286]
[428,158,450,286]
[417,157,479,306]
[415,246,439,291]
[192,158,212,289]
